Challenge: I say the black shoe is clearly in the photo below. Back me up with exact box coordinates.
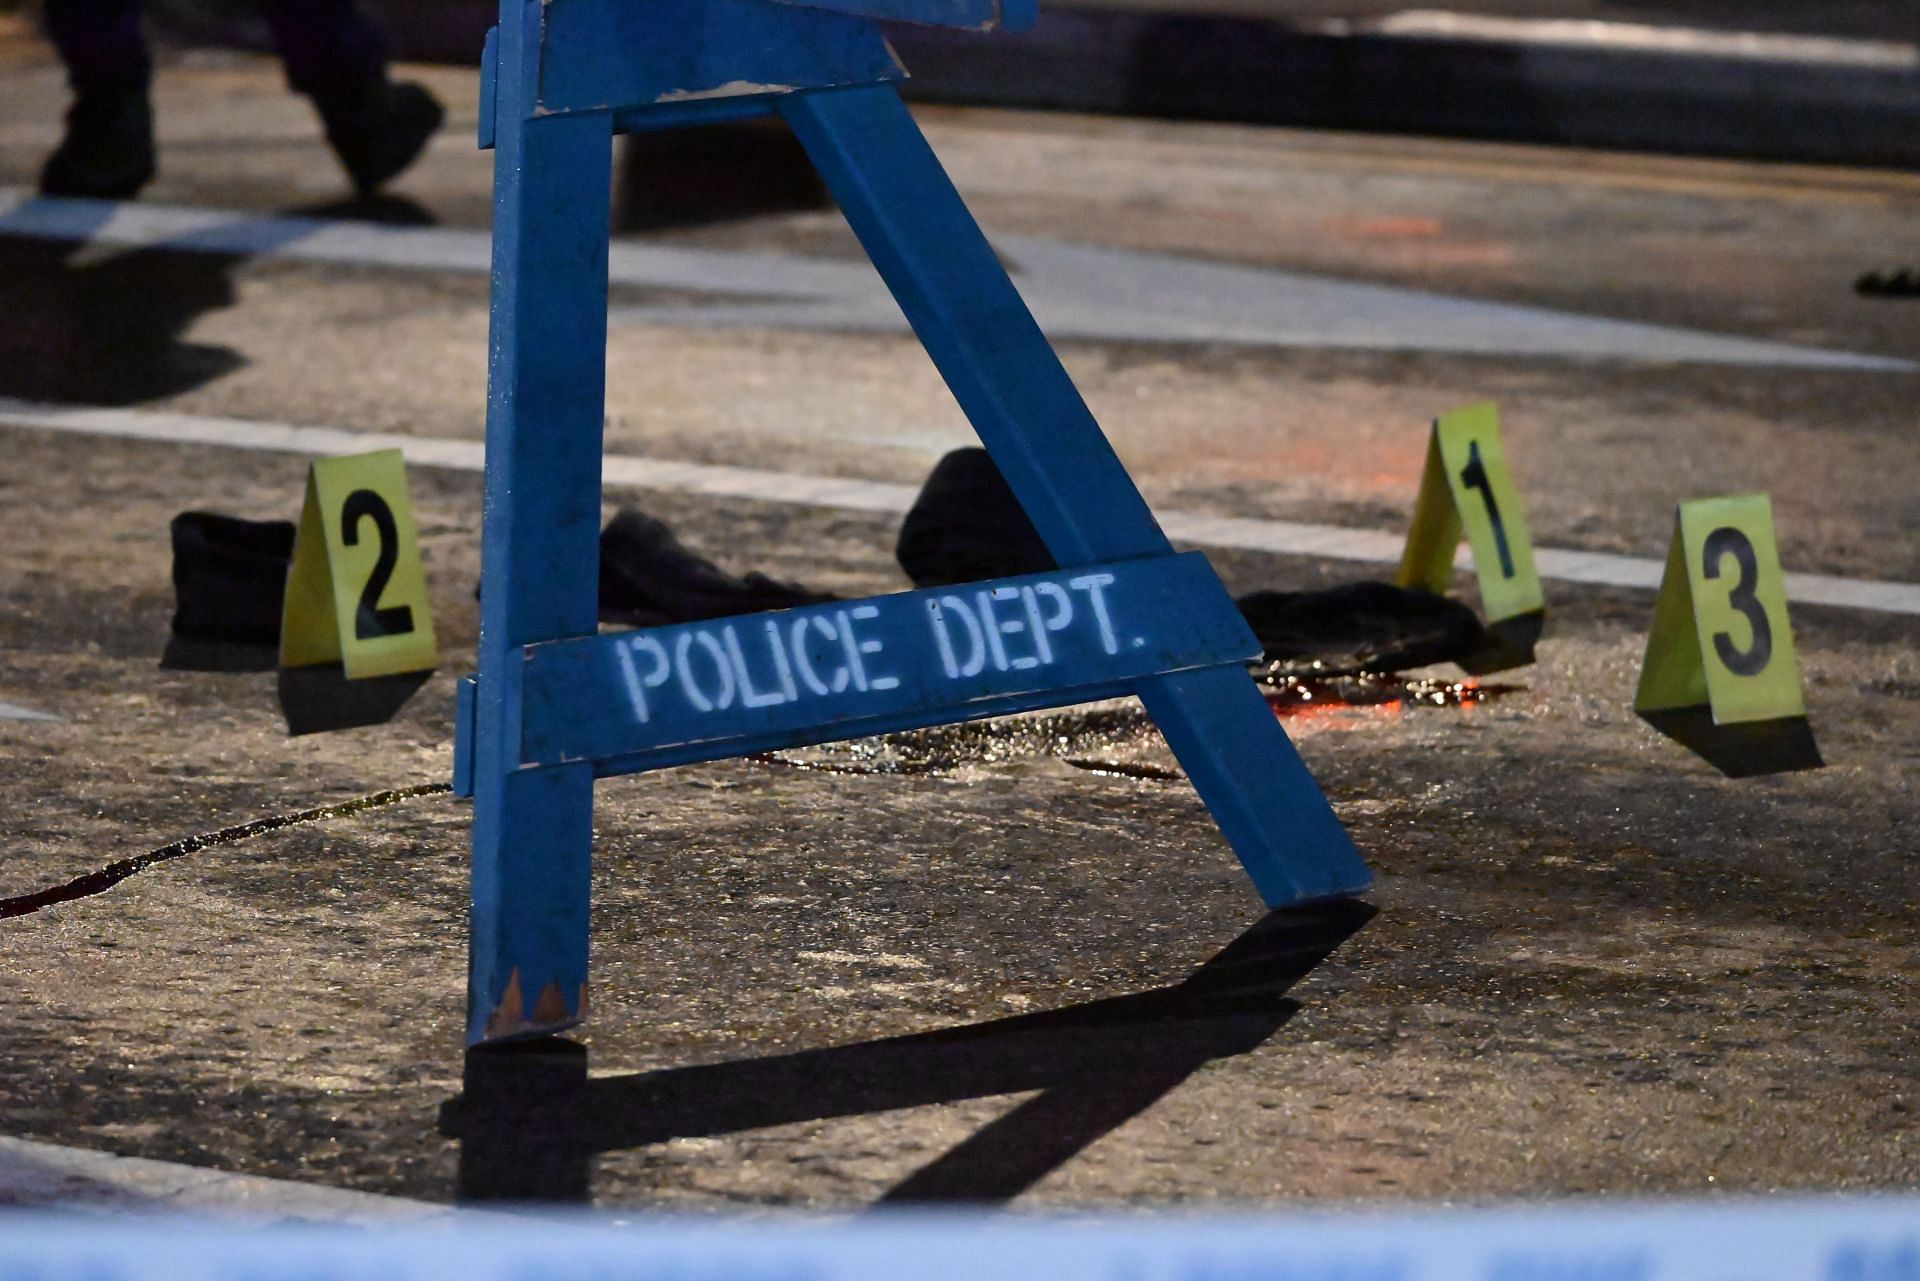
[318,80,445,196]
[40,87,156,200]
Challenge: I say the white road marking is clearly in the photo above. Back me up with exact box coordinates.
[0,1135,462,1222]
[0,1183,1918,1270]
[0,699,61,722]
[0,188,1912,369]
[4,396,1917,617]
[1360,11,1920,68]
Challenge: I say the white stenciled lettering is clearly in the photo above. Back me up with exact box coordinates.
[1026,582,1074,664]
[974,590,1010,671]
[842,604,900,691]
[1020,585,1053,666]
[989,586,1041,670]
[1033,582,1073,638]
[1069,572,1120,654]
[792,615,849,696]
[612,569,1132,728]
[763,618,799,701]
[674,630,736,712]
[724,623,793,709]
[615,634,670,723]
[929,597,985,679]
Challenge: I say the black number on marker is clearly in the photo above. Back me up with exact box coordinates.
[1459,439,1515,578]
[1702,525,1772,676]
[341,489,415,640]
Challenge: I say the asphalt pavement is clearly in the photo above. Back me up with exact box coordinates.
[0,26,1916,1210]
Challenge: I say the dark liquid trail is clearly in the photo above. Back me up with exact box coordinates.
[6,675,1514,915]
[0,784,452,920]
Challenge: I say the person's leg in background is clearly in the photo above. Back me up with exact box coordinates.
[38,0,444,199]
[260,0,444,195]
[39,0,158,197]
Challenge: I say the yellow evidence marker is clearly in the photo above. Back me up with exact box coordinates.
[281,450,437,679]
[1635,493,1805,724]
[1397,402,1545,663]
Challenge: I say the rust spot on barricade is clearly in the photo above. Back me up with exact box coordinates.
[485,970,527,1041]
[533,982,572,1026]
[483,970,587,1041]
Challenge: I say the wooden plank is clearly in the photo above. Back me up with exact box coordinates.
[519,554,1256,769]
[534,0,902,118]
[467,93,614,1044]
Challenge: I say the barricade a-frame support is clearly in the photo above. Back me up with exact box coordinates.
[459,0,1373,1045]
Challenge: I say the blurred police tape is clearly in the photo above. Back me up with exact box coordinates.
[0,1197,1915,1281]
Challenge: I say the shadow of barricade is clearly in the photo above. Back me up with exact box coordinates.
[440,899,1375,1206]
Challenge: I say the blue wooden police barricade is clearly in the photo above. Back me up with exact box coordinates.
[454,0,1374,1044]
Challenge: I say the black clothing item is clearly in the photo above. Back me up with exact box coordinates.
[320,79,444,195]
[599,508,839,628]
[1235,582,1486,675]
[44,0,388,102]
[1855,267,1920,298]
[896,447,1055,588]
[40,0,437,197]
[166,511,295,655]
[896,447,1491,672]
[39,83,155,199]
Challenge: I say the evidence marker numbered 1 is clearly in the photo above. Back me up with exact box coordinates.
[1397,401,1545,669]
[281,449,437,679]
[1635,493,1808,727]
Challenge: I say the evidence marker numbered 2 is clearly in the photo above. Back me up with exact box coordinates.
[516,555,1252,770]
[281,449,437,680]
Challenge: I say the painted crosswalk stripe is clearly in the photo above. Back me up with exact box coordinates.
[2,396,1917,617]
[1,188,1913,369]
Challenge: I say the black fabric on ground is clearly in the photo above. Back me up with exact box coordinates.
[168,511,295,646]
[1237,582,1485,675]
[1855,267,1920,298]
[599,507,838,627]
[167,505,835,652]
[895,447,1488,673]
[896,447,1056,588]
[162,450,1486,675]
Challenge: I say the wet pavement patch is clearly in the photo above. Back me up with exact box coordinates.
[1259,670,1519,731]
[753,672,1519,777]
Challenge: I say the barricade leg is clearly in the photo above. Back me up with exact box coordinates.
[780,84,1371,905]
[469,104,615,1045]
